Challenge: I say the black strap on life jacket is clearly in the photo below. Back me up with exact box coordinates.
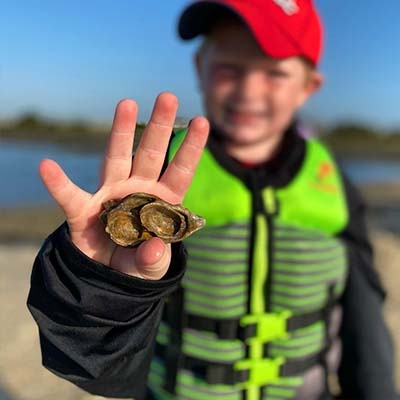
[155,341,323,386]
[184,308,326,341]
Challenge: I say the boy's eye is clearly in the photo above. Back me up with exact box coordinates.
[267,69,289,79]
[212,63,241,79]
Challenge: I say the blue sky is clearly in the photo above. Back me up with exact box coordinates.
[1,0,399,130]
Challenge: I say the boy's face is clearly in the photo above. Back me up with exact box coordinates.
[195,21,322,149]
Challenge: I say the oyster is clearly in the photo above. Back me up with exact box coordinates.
[100,192,205,247]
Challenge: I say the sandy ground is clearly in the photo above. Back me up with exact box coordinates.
[0,182,399,400]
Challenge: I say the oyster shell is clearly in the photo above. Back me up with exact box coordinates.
[100,192,205,247]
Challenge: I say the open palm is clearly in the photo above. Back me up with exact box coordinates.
[39,93,209,279]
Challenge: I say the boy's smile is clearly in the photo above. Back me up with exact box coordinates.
[195,21,322,162]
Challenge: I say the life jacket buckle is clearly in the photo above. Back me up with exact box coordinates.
[240,310,292,343]
[234,356,285,387]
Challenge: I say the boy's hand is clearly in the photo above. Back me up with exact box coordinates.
[39,93,209,280]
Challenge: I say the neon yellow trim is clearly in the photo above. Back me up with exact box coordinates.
[248,213,267,394]
[247,386,258,400]
[245,189,273,399]
[263,188,277,214]
[250,214,268,314]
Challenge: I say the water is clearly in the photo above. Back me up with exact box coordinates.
[0,140,399,207]
[0,140,102,207]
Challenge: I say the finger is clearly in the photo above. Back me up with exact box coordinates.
[111,238,171,280]
[100,99,138,186]
[130,92,178,181]
[159,116,209,200]
[39,159,90,219]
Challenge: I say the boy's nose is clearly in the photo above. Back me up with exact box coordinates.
[236,69,269,98]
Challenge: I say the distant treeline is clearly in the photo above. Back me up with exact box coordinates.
[1,113,400,158]
[0,113,143,151]
[321,123,400,159]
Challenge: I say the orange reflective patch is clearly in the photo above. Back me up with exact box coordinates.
[317,161,333,180]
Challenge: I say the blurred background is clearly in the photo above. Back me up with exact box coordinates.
[0,1,399,399]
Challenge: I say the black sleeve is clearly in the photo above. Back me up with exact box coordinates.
[27,223,186,399]
[337,174,399,400]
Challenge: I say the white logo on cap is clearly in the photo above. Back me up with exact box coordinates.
[273,0,299,15]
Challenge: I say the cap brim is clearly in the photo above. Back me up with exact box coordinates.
[178,2,241,40]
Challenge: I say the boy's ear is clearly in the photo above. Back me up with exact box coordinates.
[297,69,324,107]
[306,70,324,95]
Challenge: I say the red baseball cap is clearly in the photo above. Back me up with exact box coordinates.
[178,0,323,65]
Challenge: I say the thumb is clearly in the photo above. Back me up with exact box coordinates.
[39,158,89,220]
[112,238,171,280]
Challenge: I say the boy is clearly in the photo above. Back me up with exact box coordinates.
[28,1,398,399]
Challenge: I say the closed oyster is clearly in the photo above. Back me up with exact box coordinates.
[100,192,205,247]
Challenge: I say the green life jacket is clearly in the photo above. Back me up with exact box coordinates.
[149,130,349,400]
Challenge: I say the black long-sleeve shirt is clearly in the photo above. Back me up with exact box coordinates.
[28,225,187,399]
